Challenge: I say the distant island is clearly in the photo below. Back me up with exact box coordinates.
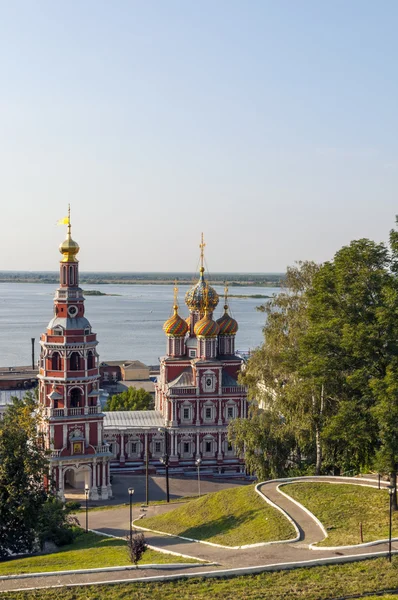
[0,271,284,287]
[82,290,121,297]
[229,294,271,299]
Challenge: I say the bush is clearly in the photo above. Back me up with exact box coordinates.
[65,501,81,511]
[38,496,78,549]
[127,532,147,564]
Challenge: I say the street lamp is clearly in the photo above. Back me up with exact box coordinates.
[128,488,134,543]
[158,427,170,503]
[84,484,89,533]
[388,484,396,563]
[195,457,202,497]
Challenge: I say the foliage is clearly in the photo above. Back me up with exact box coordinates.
[126,532,147,564]
[235,261,325,477]
[37,497,78,548]
[236,220,398,487]
[104,387,153,411]
[0,392,49,559]
[4,558,398,600]
[142,485,295,546]
[229,408,294,479]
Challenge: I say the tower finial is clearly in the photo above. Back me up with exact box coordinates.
[67,204,71,239]
[173,279,179,313]
[199,232,206,273]
[224,281,229,311]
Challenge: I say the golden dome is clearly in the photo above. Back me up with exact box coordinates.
[59,233,80,263]
[59,208,79,263]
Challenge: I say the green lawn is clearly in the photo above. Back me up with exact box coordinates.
[4,557,398,599]
[283,482,398,547]
[0,531,198,576]
[142,484,295,546]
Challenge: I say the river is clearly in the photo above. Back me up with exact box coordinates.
[0,282,278,367]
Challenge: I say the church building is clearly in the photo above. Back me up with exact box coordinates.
[38,209,112,500]
[103,236,248,475]
[38,218,247,501]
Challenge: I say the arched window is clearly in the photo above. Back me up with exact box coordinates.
[87,351,95,370]
[52,352,61,371]
[69,265,74,286]
[70,388,82,407]
[70,352,80,371]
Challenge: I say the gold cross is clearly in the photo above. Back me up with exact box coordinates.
[199,232,206,269]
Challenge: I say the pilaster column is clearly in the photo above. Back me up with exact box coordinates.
[63,424,68,447]
[120,434,125,463]
[49,425,55,447]
[196,398,200,425]
[101,459,108,499]
[217,429,223,459]
[85,422,90,446]
[196,430,200,457]
[97,422,102,446]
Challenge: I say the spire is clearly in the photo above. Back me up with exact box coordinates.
[199,232,205,275]
[224,282,229,312]
[173,280,179,314]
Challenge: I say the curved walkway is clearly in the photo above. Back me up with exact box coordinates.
[1,476,396,593]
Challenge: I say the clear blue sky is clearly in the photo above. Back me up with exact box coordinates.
[1,1,397,272]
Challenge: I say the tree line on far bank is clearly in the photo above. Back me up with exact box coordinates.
[230,218,398,508]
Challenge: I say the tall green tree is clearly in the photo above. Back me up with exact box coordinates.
[306,237,398,481]
[236,261,327,476]
[0,393,49,558]
[105,387,153,411]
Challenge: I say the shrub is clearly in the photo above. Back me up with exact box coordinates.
[127,532,147,564]
[38,496,78,549]
[65,501,81,511]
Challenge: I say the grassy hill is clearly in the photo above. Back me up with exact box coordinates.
[141,485,295,546]
[283,482,398,546]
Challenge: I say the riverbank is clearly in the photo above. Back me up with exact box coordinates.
[0,271,284,287]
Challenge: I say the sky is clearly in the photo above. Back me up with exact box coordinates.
[0,0,398,272]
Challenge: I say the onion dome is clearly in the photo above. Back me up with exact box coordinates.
[194,309,220,338]
[185,268,219,312]
[163,306,189,337]
[217,305,238,335]
[59,206,79,263]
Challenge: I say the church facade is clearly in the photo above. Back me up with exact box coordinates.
[103,236,248,475]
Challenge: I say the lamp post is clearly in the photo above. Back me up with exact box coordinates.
[158,427,170,503]
[84,484,89,533]
[388,484,396,563]
[128,487,134,543]
[196,457,202,497]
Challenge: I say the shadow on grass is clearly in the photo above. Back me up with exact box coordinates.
[175,510,258,541]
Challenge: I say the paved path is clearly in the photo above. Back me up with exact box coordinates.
[1,476,396,593]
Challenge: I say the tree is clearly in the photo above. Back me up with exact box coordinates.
[0,393,49,558]
[236,261,329,476]
[105,387,153,411]
[229,408,294,479]
[306,237,398,483]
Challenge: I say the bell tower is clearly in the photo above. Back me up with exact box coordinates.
[38,207,112,500]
